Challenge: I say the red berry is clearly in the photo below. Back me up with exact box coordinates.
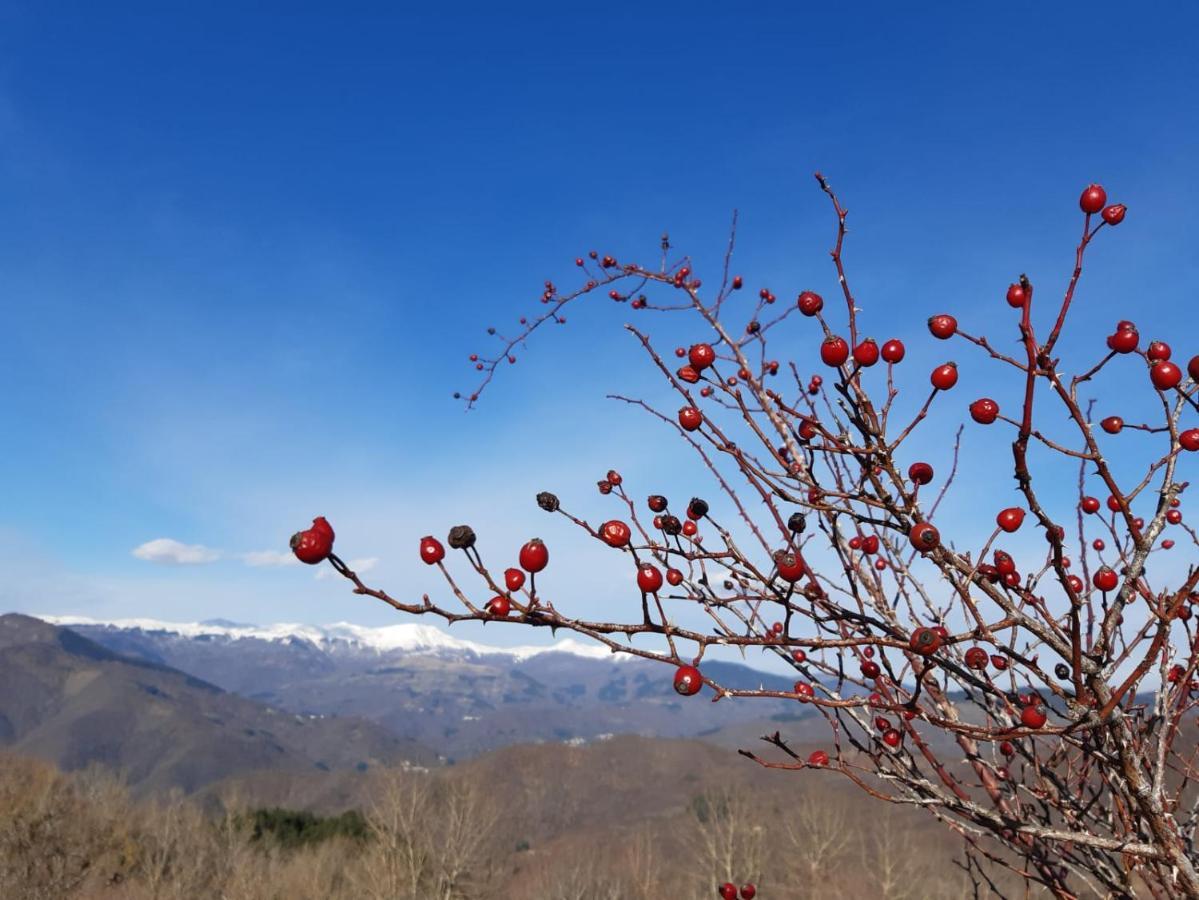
[853,338,880,367]
[808,750,830,766]
[928,314,957,339]
[1181,429,1199,452]
[909,626,942,656]
[792,649,807,663]
[821,335,850,367]
[677,365,701,384]
[970,398,999,424]
[1109,328,1139,354]
[996,507,1025,533]
[740,885,757,900]
[1147,340,1171,361]
[1107,494,1122,512]
[930,362,958,390]
[1101,203,1126,225]
[674,665,703,696]
[519,538,549,573]
[666,568,683,586]
[1151,361,1182,390]
[991,655,1009,670]
[1079,184,1107,214]
[689,343,716,370]
[637,564,664,593]
[504,567,525,591]
[1100,416,1124,434]
[964,647,988,670]
[678,406,703,431]
[290,517,334,565]
[881,339,906,363]
[486,595,511,617]
[419,535,446,565]
[882,728,902,748]
[1081,496,1100,514]
[797,290,824,316]
[908,462,934,485]
[994,550,1015,575]
[861,660,881,679]
[794,681,814,700]
[1093,566,1119,592]
[1189,355,1199,382]
[731,276,743,290]
[719,885,737,900]
[776,551,807,583]
[600,520,632,548]
[1005,283,1026,308]
[648,495,668,513]
[1021,704,1047,729]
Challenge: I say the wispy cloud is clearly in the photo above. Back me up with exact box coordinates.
[240,550,301,568]
[131,538,221,565]
[316,557,378,580]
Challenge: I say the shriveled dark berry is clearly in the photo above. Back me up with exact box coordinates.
[788,512,807,533]
[536,491,560,512]
[447,525,476,550]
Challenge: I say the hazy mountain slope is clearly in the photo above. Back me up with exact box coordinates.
[50,615,814,758]
[0,614,436,793]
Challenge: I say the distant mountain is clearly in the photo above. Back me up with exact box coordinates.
[0,614,435,794]
[46,615,809,759]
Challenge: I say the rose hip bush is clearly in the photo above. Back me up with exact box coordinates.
[293,175,1199,898]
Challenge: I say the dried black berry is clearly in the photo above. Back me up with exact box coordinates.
[447,525,476,550]
[661,515,682,536]
[536,491,559,512]
[688,497,709,519]
[788,512,807,533]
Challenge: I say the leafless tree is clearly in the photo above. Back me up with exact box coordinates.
[312,175,1199,896]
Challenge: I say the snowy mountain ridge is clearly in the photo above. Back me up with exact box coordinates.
[41,614,624,662]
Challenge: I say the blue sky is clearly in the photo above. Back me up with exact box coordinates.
[2,2,1198,654]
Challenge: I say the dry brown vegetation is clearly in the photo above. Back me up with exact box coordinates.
[0,737,1029,898]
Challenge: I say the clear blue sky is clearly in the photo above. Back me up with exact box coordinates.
[2,2,1198,648]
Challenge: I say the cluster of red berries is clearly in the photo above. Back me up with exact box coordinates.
[819,334,906,368]
[718,882,756,899]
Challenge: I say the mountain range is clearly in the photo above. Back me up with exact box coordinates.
[42,614,806,760]
[0,614,433,794]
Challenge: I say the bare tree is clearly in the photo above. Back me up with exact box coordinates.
[305,175,1199,896]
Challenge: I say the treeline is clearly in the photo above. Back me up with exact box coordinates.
[0,745,1022,899]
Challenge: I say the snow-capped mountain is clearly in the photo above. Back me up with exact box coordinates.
[43,614,804,760]
[42,615,622,662]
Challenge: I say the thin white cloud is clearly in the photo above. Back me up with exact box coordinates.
[241,550,301,568]
[316,557,378,580]
[132,538,221,566]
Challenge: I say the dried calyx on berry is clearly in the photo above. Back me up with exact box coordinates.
[447,524,476,550]
[788,512,807,533]
[536,491,560,512]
